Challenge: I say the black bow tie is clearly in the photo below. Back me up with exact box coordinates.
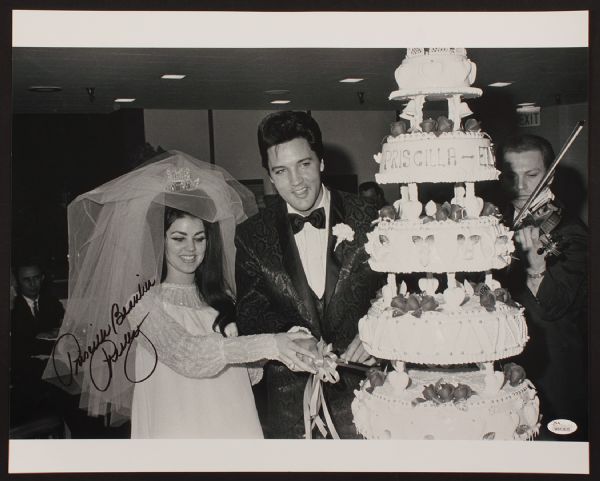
[289,207,326,234]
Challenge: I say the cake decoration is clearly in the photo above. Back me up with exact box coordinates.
[413,379,475,405]
[503,362,527,387]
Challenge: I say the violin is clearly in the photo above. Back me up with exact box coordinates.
[513,121,585,258]
[520,199,564,258]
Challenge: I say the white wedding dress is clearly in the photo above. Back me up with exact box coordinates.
[128,283,276,439]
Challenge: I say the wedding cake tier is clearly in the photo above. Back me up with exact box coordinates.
[365,216,514,274]
[359,294,527,364]
[375,131,497,184]
[352,368,540,441]
[389,48,482,100]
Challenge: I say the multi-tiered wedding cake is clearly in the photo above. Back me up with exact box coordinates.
[351,48,541,440]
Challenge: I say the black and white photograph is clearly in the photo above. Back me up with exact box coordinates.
[3,5,595,476]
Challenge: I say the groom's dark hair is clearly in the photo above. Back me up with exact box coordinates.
[257,110,324,171]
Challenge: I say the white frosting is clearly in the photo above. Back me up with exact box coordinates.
[352,368,540,440]
[375,132,499,184]
[365,216,515,274]
[359,295,528,364]
[389,50,481,101]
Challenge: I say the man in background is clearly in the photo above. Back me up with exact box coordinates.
[10,257,65,429]
[358,181,387,209]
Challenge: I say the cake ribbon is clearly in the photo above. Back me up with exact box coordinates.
[303,339,340,439]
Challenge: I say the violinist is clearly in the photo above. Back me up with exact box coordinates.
[498,133,588,441]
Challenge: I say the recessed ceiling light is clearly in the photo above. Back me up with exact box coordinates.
[488,82,513,87]
[114,98,136,103]
[517,102,536,106]
[161,74,186,80]
[28,86,62,92]
[339,78,364,83]
[265,89,290,95]
[270,100,291,104]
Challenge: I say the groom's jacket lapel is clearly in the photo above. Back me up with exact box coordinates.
[324,189,344,310]
[273,197,322,335]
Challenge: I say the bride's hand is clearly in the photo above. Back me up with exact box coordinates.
[274,332,317,374]
[223,322,239,337]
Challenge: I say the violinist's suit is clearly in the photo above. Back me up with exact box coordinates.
[501,202,588,440]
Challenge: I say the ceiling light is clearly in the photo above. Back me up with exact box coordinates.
[114,98,136,103]
[161,74,186,80]
[265,89,290,95]
[339,78,364,83]
[28,86,62,92]
[517,102,536,106]
[270,100,291,104]
[488,82,513,87]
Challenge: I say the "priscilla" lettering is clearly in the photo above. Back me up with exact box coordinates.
[383,147,457,169]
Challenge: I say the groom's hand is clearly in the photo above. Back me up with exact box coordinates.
[274,332,318,373]
[341,334,374,364]
[294,336,319,355]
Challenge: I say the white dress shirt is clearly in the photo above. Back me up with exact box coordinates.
[287,185,330,299]
[23,295,39,317]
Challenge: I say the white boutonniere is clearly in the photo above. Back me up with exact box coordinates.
[332,223,355,250]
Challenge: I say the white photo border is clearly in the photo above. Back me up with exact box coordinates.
[8,8,590,475]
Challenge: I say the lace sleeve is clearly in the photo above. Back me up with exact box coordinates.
[247,363,265,386]
[128,293,279,379]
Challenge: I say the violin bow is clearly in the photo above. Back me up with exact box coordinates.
[513,120,585,229]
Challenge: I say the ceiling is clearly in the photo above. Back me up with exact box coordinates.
[11,47,588,114]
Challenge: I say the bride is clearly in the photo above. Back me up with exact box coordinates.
[44,151,316,438]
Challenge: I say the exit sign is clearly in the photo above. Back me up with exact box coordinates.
[517,108,541,127]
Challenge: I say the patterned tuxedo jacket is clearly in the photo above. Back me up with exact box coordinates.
[235,189,384,438]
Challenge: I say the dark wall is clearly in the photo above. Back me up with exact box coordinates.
[11,109,145,279]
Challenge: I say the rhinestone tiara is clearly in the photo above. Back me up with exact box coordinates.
[166,167,201,192]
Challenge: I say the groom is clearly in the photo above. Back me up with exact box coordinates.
[235,111,384,438]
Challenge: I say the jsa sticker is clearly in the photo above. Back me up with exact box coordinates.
[547,419,578,435]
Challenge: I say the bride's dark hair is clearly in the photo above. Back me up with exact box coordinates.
[163,206,235,335]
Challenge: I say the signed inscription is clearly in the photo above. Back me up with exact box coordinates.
[51,276,158,391]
